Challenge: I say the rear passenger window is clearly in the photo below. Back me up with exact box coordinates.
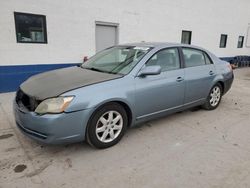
[182,48,206,67]
[203,52,213,64]
[146,48,180,72]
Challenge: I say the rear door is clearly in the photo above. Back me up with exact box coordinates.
[182,47,216,104]
[135,48,185,119]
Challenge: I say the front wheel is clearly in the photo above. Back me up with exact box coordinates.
[86,103,128,149]
[202,84,222,110]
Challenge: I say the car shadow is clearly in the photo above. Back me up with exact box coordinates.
[26,106,204,154]
[132,106,204,129]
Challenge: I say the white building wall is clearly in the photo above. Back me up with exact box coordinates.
[0,0,250,66]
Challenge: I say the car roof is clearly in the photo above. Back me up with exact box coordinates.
[119,42,207,51]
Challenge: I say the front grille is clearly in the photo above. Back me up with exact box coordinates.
[16,89,41,111]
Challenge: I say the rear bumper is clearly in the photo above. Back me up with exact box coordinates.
[223,72,234,95]
[13,101,93,144]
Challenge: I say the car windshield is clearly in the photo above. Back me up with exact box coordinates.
[81,46,151,75]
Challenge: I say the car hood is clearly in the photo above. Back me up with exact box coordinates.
[20,66,122,100]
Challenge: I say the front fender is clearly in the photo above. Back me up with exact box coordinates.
[61,76,136,114]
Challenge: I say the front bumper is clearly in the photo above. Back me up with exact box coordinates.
[13,101,93,144]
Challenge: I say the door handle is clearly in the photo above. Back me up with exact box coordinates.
[209,71,215,75]
[176,77,184,82]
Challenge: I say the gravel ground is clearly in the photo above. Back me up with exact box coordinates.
[0,68,250,188]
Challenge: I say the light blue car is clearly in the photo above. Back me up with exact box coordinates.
[14,43,234,148]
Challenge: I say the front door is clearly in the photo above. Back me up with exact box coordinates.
[135,48,185,119]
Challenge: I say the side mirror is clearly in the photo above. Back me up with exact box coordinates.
[138,65,161,77]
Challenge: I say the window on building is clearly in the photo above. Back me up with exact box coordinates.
[181,30,192,44]
[182,48,206,67]
[219,34,227,48]
[146,48,180,72]
[237,36,244,48]
[14,12,47,43]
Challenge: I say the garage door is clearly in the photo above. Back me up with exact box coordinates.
[95,22,118,52]
[246,25,250,47]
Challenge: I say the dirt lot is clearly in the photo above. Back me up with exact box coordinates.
[0,68,250,188]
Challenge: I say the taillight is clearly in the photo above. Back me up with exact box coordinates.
[227,63,233,71]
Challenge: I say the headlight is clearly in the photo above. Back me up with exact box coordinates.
[35,96,74,115]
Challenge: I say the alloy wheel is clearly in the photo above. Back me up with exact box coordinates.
[95,110,123,143]
[209,86,221,107]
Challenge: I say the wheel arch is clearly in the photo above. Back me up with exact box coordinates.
[217,81,225,94]
[211,75,225,95]
[89,99,133,128]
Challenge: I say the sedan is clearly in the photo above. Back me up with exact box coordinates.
[14,42,234,148]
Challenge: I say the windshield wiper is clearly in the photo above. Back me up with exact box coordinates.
[82,66,124,75]
[82,66,106,73]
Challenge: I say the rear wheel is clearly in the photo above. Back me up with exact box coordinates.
[202,84,222,110]
[86,103,128,149]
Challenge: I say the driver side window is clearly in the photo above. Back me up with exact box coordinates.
[146,48,180,72]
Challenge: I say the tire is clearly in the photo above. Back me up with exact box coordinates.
[202,83,222,110]
[86,102,128,149]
